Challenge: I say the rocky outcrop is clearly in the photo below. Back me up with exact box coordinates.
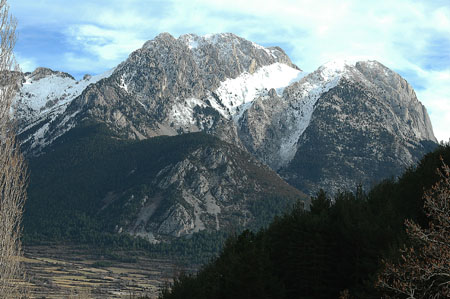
[130,146,261,240]
[76,32,298,137]
[91,134,305,242]
[276,61,438,194]
[26,67,75,81]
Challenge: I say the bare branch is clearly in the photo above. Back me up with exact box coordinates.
[377,161,450,298]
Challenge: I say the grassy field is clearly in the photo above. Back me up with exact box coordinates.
[23,245,192,298]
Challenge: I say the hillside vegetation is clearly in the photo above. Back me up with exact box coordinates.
[160,144,450,298]
[23,122,305,262]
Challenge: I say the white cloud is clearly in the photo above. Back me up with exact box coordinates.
[15,54,37,73]
[67,24,145,61]
[62,52,115,75]
[415,69,450,143]
[432,6,450,32]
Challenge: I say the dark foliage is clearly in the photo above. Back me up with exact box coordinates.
[161,144,450,298]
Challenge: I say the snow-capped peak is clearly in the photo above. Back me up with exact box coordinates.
[177,33,290,67]
[13,67,115,151]
[316,59,394,83]
[318,59,355,76]
[182,33,239,45]
[15,68,114,117]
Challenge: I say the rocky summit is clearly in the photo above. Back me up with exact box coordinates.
[238,60,437,194]
[15,33,300,154]
[12,33,438,240]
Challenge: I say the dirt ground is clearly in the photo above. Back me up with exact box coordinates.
[22,245,192,298]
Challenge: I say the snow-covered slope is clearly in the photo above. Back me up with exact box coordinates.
[276,60,355,165]
[237,58,437,176]
[14,67,114,151]
[208,63,303,119]
[165,62,304,134]
[236,59,357,169]
[14,68,113,123]
[277,60,438,194]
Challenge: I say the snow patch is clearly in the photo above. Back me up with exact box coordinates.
[187,37,199,49]
[14,68,114,150]
[15,68,114,117]
[169,97,205,128]
[250,41,277,58]
[31,122,49,147]
[118,74,129,92]
[208,63,304,120]
[318,59,356,80]
[277,60,353,167]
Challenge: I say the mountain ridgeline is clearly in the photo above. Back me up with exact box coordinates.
[12,32,438,244]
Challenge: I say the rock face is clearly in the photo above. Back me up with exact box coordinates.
[116,139,303,242]
[237,60,438,194]
[14,33,437,200]
[15,33,300,155]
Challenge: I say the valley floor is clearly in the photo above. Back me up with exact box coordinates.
[22,245,188,298]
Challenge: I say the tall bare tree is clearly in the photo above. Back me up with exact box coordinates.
[377,160,450,298]
[0,0,28,297]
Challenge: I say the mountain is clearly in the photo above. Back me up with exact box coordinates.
[13,67,114,151]
[237,60,438,193]
[12,33,438,242]
[16,33,300,154]
[13,33,437,197]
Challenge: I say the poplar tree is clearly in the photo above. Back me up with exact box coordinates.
[0,0,28,297]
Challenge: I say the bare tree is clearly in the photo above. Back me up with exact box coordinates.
[377,160,450,298]
[0,0,28,297]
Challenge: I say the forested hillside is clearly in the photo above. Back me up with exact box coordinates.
[160,143,450,298]
[23,121,304,262]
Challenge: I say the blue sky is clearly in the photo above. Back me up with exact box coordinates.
[9,0,450,142]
